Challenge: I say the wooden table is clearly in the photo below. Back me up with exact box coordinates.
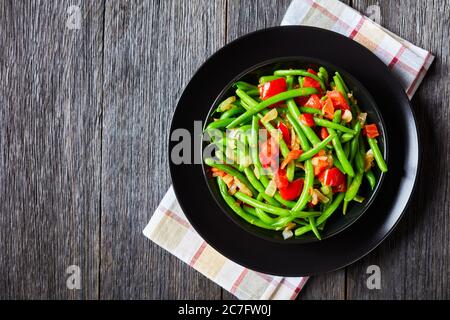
[1,0,448,300]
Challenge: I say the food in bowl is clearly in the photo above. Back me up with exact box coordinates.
[203,66,387,240]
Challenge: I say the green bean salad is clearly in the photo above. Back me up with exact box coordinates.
[204,66,387,240]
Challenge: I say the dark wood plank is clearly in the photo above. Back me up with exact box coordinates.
[0,0,103,299]
[224,0,347,300]
[100,0,226,299]
[347,0,449,300]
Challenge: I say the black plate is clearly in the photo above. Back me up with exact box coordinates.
[201,57,388,244]
[169,26,419,276]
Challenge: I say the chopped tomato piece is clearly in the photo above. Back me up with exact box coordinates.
[307,68,318,75]
[295,96,309,106]
[303,76,322,92]
[332,181,347,193]
[304,94,323,109]
[319,167,346,187]
[277,121,291,145]
[259,138,279,168]
[363,123,380,138]
[320,127,329,140]
[274,168,289,189]
[300,113,315,127]
[326,90,350,111]
[281,149,303,169]
[211,167,226,177]
[312,151,331,176]
[321,97,335,120]
[279,178,304,201]
[258,78,287,100]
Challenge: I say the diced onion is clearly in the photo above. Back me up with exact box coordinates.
[235,178,253,197]
[222,174,234,188]
[261,109,278,123]
[364,149,375,171]
[253,166,261,179]
[357,112,367,126]
[282,229,294,240]
[264,179,277,197]
[217,96,236,112]
[342,109,353,123]
[228,184,237,195]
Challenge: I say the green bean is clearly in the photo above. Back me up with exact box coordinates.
[333,75,350,105]
[299,107,322,114]
[332,155,345,173]
[234,81,257,91]
[309,217,322,240]
[244,168,280,206]
[335,72,350,95]
[349,122,362,162]
[259,75,281,84]
[246,88,260,96]
[274,69,326,91]
[365,169,376,190]
[328,127,355,177]
[217,178,275,230]
[284,77,321,147]
[343,141,350,158]
[333,109,342,123]
[237,131,248,171]
[227,87,318,128]
[353,195,365,203]
[287,161,295,182]
[255,207,277,225]
[286,113,311,151]
[313,118,356,134]
[318,66,329,85]
[355,147,365,174]
[292,160,314,212]
[273,193,296,208]
[297,133,336,162]
[236,89,258,109]
[234,192,291,216]
[295,193,345,236]
[272,211,321,230]
[250,116,262,172]
[204,158,257,195]
[344,172,364,202]
[367,137,388,172]
[219,106,245,119]
[206,118,236,130]
[340,133,355,143]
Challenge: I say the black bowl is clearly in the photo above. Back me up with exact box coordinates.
[202,57,388,243]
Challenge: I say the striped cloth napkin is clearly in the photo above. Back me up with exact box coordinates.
[143,0,434,300]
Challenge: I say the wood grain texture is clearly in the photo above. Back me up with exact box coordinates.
[100,0,226,299]
[0,0,448,300]
[347,0,449,300]
[0,0,103,299]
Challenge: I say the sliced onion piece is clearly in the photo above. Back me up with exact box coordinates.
[364,149,375,171]
[261,109,278,123]
[217,96,236,112]
[342,109,353,123]
[357,112,367,126]
[282,229,294,240]
[264,179,277,197]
